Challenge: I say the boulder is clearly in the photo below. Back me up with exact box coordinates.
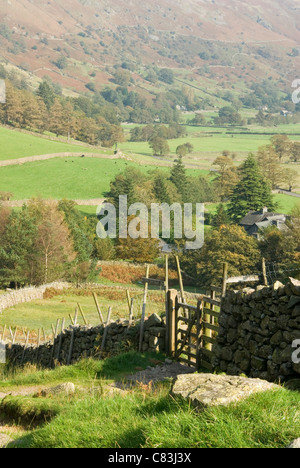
[287,439,300,448]
[171,374,279,408]
[289,278,300,297]
[39,382,75,397]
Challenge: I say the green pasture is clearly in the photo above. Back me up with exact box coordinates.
[0,157,208,201]
[273,194,300,214]
[0,291,165,335]
[119,131,274,158]
[0,126,103,161]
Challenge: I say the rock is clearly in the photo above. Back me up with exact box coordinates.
[0,433,14,448]
[288,296,300,309]
[289,278,300,297]
[147,313,162,328]
[171,374,279,408]
[39,382,75,397]
[287,439,300,448]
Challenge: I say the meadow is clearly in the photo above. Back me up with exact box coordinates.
[0,289,165,336]
[0,126,102,161]
[1,121,300,202]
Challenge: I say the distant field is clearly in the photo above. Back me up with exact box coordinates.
[119,131,274,158]
[0,126,105,161]
[1,123,300,202]
[273,194,300,214]
[0,157,208,200]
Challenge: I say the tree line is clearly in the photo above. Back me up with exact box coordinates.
[0,80,124,147]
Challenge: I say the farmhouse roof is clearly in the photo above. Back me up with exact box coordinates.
[239,208,286,227]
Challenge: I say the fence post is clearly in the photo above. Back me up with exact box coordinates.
[166,289,178,357]
[126,290,131,314]
[129,298,134,326]
[101,307,112,352]
[49,319,60,367]
[221,262,228,298]
[139,265,150,352]
[175,256,185,303]
[78,303,88,326]
[67,329,75,366]
[262,257,268,286]
[93,292,104,325]
[56,318,65,363]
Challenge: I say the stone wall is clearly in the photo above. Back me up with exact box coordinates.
[6,313,166,368]
[0,282,70,314]
[212,278,300,382]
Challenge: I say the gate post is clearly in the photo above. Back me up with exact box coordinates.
[166,289,177,356]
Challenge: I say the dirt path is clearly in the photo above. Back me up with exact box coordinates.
[1,198,105,208]
[0,152,120,167]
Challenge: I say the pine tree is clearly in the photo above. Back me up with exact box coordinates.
[153,173,171,204]
[37,81,55,110]
[170,156,188,201]
[227,153,276,222]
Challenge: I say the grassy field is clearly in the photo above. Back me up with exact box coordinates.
[0,126,105,161]
[1,122,300,201]
[0,289,165,336]
[0,156,208,201]
[0,353,300,448]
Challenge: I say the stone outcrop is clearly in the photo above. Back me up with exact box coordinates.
[212,278,300,382]
[171,373,279,408]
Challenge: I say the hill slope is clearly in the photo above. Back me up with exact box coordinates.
[0,0,299,93]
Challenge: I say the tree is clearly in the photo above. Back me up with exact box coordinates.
[257,145,282,189]
[197,224,261,286]
[216,106,242,125]
[228,153,276,222]
[32,202,75,284]
[0,206,37,287]
[212,155,239,201]
[170,156,188,201]
[37,81,55,110]
[112,69,131,87]
[22,92,46,131]
[211,204,231,227]
[116,216,160,263]
[271,134,291,161]
[158,68,174,84]
[258,226,295,266]
[281,168,298,191]
[149,136,170,156]
[108,167,147,208]
[152,173,171,204]
[48,98,65,136]
[3,82,23,127]
[290,142,300,163]
[176,143,194,158]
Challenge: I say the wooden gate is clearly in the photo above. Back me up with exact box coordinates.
[167,287,221,371]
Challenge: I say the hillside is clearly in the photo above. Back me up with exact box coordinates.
[0,0,299,94]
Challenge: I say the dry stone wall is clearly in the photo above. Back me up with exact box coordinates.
[0,282,70,314]
[6,313,166,368]
[212,278,300,382]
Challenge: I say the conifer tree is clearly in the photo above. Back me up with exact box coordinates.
[170,156,188,201]
[227,153,276,222]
